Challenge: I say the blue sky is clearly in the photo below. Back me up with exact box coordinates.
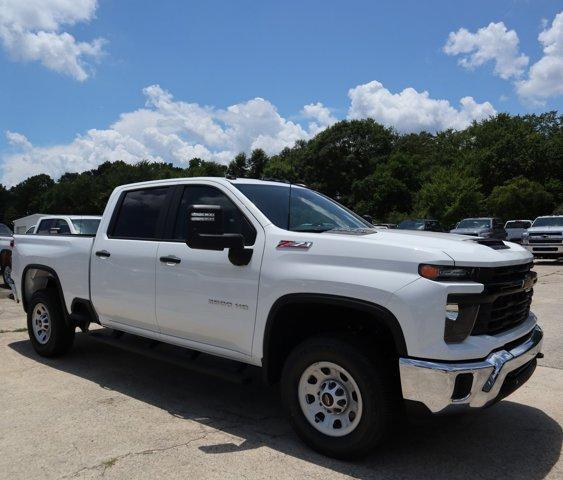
[0,0,562,185]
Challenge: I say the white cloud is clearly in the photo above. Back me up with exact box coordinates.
[444,22,529,79]
[1,81,497,186]
[347,81,496,133]
[0,0,105,81]
[301,102,338,134]
[516,11,563,102]
[1,85,314,186]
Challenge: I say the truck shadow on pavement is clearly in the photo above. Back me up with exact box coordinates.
[9,334,562,480]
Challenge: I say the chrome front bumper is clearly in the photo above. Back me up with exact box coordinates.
[399,325,543,413]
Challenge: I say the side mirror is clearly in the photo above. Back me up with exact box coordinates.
[186,205,253,266]
[362,214,374,225]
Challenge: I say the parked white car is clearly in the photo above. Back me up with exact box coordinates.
[522,215,563,259]
[33,215,102,235]
[11,178,543,458]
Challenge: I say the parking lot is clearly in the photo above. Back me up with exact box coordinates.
[0,262,561,480]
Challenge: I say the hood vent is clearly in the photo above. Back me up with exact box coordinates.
[471,238,510,250]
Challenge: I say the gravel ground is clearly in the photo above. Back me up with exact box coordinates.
[0,261,561,480]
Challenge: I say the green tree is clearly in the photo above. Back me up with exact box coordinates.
[487,177,555,220]
[415,169,485,228]
[247,149,269,179]
[227,153,248,177]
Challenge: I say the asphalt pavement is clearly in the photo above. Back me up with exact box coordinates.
[0,261,561,479]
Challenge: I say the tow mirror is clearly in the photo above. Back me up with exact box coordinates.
[186,205,253,266]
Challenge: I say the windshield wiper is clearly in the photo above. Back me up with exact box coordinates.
[291,226,335,233]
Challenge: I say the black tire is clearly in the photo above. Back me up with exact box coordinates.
[281,336,398,459]
[2,265,12,287]
[27,288,75,357]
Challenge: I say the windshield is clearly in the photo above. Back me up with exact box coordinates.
[71,219,101,234]
[0,223,12,236]
[397,220,425,230]
[234,184,371,232]
[532,217,563,228]
[505,221,532,229]
[457,219,491,229]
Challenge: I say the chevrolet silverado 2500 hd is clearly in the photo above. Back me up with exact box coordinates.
[11,178,543,459]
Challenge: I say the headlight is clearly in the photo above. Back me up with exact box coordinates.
[419,264,475,281]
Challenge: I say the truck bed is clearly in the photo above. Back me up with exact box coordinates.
[12,234,95,312]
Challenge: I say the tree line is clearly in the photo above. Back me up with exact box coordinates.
[1,112,561,228]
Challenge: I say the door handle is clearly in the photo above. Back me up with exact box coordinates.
[160,255,181,265]
[95,250,111,258]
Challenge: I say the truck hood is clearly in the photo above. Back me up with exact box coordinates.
[526,226,563,234]
[448,227,488,236]
[320,229,532,267]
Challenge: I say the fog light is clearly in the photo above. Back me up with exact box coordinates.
[444,303,480,344]
[446,304,459,321]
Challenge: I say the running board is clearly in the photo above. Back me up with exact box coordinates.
[86,328,255,384]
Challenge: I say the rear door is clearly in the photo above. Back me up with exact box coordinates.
[155,182,264,355]
[91,186,173,333]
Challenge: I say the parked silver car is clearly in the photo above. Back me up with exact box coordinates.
[504,219,532,243]
[450,217,507,239]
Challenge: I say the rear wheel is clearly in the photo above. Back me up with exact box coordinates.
[281,336,398,459]
[2,264,12,286]
[27,289,75,357]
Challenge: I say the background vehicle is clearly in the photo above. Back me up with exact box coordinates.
[522,215,563,260]
[504,220,532,243]
[450,217,507,239]
[397,219,443,232]
[0,223,13,286]
[33,216,102,235]
[11,178,542,459]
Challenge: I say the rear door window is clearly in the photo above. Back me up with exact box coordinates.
[37,219,56,234]
[110,187,170,240]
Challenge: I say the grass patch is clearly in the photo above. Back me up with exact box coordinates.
[102,457,119,469]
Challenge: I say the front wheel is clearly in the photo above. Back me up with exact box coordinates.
[281,336,398,459]
[27,288,75,357]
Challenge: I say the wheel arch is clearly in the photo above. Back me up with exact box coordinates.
[21,264,69,318]
[0,248,11,270]
[262,293,407,385]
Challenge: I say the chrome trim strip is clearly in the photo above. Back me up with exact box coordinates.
[399,325,543,413]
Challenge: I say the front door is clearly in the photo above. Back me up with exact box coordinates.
[155,183,264,356]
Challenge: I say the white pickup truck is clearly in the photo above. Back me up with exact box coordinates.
[11,177,543,458]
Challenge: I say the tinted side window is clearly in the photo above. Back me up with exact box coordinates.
[173,185,256,245]
[37,219,55,234]
[112,187,170,239]
[0,223,12,236]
